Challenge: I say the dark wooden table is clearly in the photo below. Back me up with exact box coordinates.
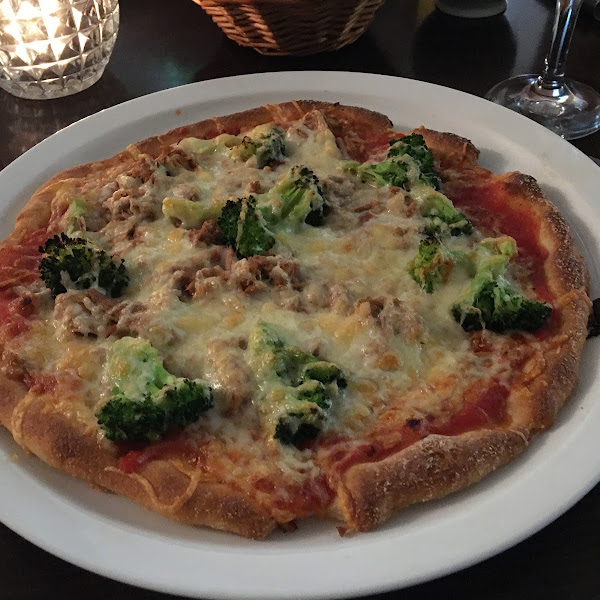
[2,0,600,598]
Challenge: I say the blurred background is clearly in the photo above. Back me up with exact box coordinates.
[1,0,599,167]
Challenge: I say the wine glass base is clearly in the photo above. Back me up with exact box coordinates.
[485,75,600,139]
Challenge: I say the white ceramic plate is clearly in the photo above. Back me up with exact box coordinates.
[1,72,599,599]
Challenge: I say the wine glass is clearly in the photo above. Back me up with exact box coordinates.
[485,0,600,139]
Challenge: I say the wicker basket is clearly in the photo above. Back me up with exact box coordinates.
[192,0,386,56]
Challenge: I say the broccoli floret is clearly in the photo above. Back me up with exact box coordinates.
[451,237,552,332]
[274,403,322,446]
[408,237,467,293]
[217,199,242,245]
[345,133,442,191]
[258,166,329,227]
[61,197,89,234]
[273,345,317,386]
[301,361,347,388]
[346,159,410,188]
[452,280,552,332]
[178,134,241,157]
[388,134,441,190]
[162,196,223,229]
[230,125,286,168]
[273,400,324,446]
[96,337,213,442]
[39,233,128,299]
[410,185,473,237]
[217,197,275,258]
[249,321,346,446]
[248,321,312,381]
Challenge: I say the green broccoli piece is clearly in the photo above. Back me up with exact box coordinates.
[349,159,410,188]
[248,322,346,446]
[412,186,473,237]
[408,237,467,293]
[451,237,552,332]
[345,133,442,191]
[61,197,90,234]
[217,197,275,258]
[388,134,441,190]
[162,196,223,229]
[178,134,241,157]
[301,361,347,388]
[39,233,128,299]
[273,345,317,386]
[230,125,286,168]
[273,401,323,445]
[96,337,213,442]
[257,166,329,227]
[217,199,242,245]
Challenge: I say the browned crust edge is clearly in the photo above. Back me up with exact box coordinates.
[0,386,277,539]
[337,130,591,532]
[337,430,528,531]
[0,102,591,538]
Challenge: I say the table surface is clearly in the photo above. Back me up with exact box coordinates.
[1,0,600,598]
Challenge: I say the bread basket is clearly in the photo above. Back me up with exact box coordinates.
[192,0,386,56]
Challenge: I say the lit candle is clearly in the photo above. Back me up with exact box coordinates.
[0,0,119,99]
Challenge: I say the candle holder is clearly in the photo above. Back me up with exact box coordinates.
[0,0,119,100]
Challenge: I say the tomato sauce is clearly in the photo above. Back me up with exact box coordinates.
[23,373,57,394]
[272,474,335,517]
[0,229,47,338]
[116,439,198,474]
[330,383,509,475]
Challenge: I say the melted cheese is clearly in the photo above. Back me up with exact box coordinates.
[14,110,537,501]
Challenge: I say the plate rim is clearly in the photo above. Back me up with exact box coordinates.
[1,71,600,600]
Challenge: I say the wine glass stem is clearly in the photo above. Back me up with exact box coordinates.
[537,0,583,94]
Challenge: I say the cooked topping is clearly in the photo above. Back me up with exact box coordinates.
[249,321,346,446]
[230,124,286,168]
[62,196,109,233]
[408,238,466,293]
[387,133,441,189]
[156,147,198,175]
[170,246,237,299]
[230,255,302,296]
[39,233,128,299]
[96,336,213,442]
[218,197,276,258]
[344,133,436,189]
[410,185,473,237]
[104,185,157,222]
[162,195,222,229]
[54,289,119,338]
[189,219,224,247]
[257,165,328,228]
[353,297,425,344]
[451,237,551,332]
[205,338,255,414]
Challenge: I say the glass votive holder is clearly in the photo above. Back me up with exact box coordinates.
[0,0,119,100]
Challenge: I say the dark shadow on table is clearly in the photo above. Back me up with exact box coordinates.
[192,31,399,84]
[0,71,129,169]
[412,10,517,97]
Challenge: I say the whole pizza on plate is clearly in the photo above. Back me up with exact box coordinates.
[0,101,591,539]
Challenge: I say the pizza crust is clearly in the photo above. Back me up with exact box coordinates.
[0,101,591,538]
[0,381,276,539]
[337,430,527,531]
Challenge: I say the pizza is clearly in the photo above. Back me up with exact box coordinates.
[0,101,591,539]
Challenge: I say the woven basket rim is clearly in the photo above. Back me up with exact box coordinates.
[192,0,386,55]
[197,0,381,5]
